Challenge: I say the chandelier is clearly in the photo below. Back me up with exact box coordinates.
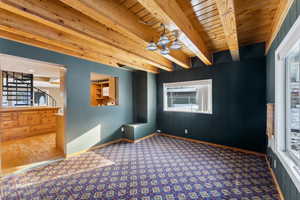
[146,24,182,55]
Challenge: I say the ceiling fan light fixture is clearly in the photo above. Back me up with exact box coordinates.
[145,24,181,55]
[146,41,158,51]
[160,46,170,55]
[158,35,170,46]
[170,39,182,50]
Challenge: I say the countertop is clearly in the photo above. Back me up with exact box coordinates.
[0,106,60,112]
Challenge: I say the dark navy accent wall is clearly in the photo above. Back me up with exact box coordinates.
[133,71,148,123]
[147,73,157,133]
[125,71,157,140]
[0,38,134,154]
[157,43,267,153]
[266,0,300,198]
[136,72,157,138]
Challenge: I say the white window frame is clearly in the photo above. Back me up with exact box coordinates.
[274,16,300,192]
[163,79,212,114]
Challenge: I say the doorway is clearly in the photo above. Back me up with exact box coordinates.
[0,54,67,175]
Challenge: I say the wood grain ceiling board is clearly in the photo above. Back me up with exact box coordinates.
[0,0,170,72]
[70,0,280,56]
[185,0,280,53]
[183,0,227,52]
[235,0,280,48]
[0,0,281,71]
[119,0,196,57]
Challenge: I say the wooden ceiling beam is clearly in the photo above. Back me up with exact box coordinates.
[0,32,159,74]
[215,0,239,61]
[265,0,295,53]
[58,0,191,69]
[0,30,112,67]
[0,10,159,73]
[0,0,168,71]
[137,0,212,65]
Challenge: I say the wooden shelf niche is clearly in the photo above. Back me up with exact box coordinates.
[90,73,118,106]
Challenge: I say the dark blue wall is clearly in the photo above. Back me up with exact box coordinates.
[147,73,157,134]
[130,72,157,140]
[157,43,267,153]
[133,71,148,123]
[266,0,300,198]
[0,38,135,154]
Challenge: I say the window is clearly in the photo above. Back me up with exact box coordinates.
[2,71,33,106]
[285,39,300,166]
[163,79,212,113]
[275,16,300,190]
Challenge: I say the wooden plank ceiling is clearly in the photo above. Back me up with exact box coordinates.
[0,0,282,73]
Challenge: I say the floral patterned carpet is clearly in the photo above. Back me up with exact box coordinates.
[0,135,279,200]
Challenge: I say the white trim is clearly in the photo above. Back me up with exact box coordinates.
[163,79,212,87]
[276,151,300,191]
[274,15,300,192]
[162,109,212,114]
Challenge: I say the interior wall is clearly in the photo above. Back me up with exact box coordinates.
[129,71,157,140]
[157,43,267,153]
[133,71,148,123]
[266,0,300,198]
[0,38,134,155]
[145,73,157,135]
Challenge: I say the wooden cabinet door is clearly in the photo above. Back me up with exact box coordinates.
[90,83,98,106]
[30,124,56,134]
[0,112,18,121]
[1,127,30,141]
[109,77,117,104]
[41,116,56,124]
[18,112,41,126]
[0,120,18,129]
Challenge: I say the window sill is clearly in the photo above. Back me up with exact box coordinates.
[275,150,300,192]
[163,109,212,114]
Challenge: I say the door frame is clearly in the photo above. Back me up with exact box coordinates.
[0,53,68,174]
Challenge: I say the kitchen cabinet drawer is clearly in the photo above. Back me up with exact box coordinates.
[40,110,57,118]
[41,113,54,118]
[0,120,18,129]
[40,109,57,114]
[19,111,38,116]
[30,124,56,133]
[1,127,30,141]
[19,113,40,126]
[0,112,18,121]
[41,116,56,124]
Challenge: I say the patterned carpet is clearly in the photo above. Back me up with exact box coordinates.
[1,135,279,200]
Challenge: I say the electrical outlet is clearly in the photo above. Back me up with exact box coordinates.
[274,159,277,169]
[121,127,125,132]
[184,129,188,134]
